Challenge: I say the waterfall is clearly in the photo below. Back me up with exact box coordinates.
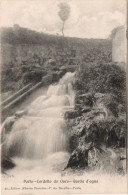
[2,72,75,162]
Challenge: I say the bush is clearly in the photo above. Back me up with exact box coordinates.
[75,63,126,104]
[85,118,126,147]
[22,70,43,84]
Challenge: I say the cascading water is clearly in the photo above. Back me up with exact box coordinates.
[2,72,75,173]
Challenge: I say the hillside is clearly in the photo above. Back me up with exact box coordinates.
[1,26,112,99]
[1,25,111,46]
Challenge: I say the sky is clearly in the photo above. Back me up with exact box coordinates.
[0,0,126,38]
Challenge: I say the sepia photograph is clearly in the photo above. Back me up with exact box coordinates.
[0,0,127,194]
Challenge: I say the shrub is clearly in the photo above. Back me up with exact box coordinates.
[75,63,126,104]
[22,70,43,84]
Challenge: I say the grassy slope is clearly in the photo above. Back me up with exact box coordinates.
[1,26,112,97]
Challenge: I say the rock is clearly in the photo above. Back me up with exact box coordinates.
[42,74,53,85]
[52,72,59,82]
[66,65,76,72]
[106,129,119,147]
[95,93,120,117]
[65,110,81,119]
[68,110,126,149]
[34,64,41,68]
[64,63,126,173]
[95,93,118,105]
[85,122,103,143]
[76,93,95,107]
[47,59,56,65]
[107,102,119,117]
[65,143,91,169]
[94,93,105,99]
[68,135,79,152]
[106,119,126,147]
[117,158,126,175]
[60,66,67,72]
[75,104,91,113]
[83,108,107,122]
[57,70,65,78]
[48,71,66,83]
[2,116,17,135]
[66,141,124,172]
[23,70,43,84]
[115,120,126,147]
[88,146,126,173]
[1,156,16,170]
[88,147,110,169]
[15,110,27,117]
[73,125,86,137]
[88,118,123,146]
[75,104,83,111]
[66,143,107,170]
[81,107,91,113]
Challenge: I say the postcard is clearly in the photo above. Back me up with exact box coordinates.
[0,0,127,194]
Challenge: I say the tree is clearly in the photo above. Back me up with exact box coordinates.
[58,3,70,37]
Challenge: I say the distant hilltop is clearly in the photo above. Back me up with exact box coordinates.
[1,25,112,69]
[1,24,109,46]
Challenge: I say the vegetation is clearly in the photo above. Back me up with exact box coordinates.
[75,62,126,104]
[1,25,126,173]
[1,26,112,97]
[65,54,126,172]
[1,25,111,47]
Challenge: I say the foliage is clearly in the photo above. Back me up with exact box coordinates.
[86,118,126,147]
[58,3,70,36]
[22,70,43,84]
[1,26,112,94]
[75,62,126,104]
[58,3,70,22]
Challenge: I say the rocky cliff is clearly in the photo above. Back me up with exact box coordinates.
[65,63,126,175]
